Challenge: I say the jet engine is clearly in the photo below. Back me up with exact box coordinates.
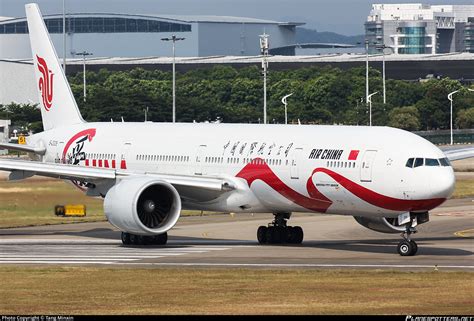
[104,177,181,235]
[353,213,429,234]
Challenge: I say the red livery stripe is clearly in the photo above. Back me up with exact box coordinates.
[236,158,445,213]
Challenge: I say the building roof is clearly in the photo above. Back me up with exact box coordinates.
[5,52,474,66]
[0,13,304,26]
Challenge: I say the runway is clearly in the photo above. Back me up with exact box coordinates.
[0,198,472,270]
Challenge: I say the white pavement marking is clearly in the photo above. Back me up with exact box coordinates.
[0,245,232,265]
[0,261,117,264]
[123,262,474,269]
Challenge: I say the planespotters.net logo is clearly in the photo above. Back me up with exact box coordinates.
[406,316,474,321]
[36,54,54,111]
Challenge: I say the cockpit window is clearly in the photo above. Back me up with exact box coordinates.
[439,157,451,167]
[407,157,450,168]
[414,158,424,168]
[425,158,440,166]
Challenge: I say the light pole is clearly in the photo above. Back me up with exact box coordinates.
[447,90,459,145]
[367,91,379,126]
[259,32,269,124]
[365,39,369,106]
[62,0,66,72]
[144,106,149,122]
[161,35,185,123]
[281,93,293,125]
[376,44,390,104]
[448,88,474,145]
[74,51,93,102]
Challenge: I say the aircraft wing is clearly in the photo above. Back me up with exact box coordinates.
[0,143,46,155]
[442,146,474,161]
[0,159,236,198]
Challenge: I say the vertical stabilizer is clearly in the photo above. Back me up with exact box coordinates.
[25,3,84,131]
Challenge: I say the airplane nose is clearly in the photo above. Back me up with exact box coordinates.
[430,169,456,199]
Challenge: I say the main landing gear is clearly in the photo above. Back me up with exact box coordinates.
[257,213,304,245]
[121,232,168,246]
[397,226,418,256]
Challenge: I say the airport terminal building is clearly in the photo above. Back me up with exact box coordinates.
[365,3,474,54]
[0,13,303,59]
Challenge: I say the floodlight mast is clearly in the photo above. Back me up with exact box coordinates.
[74,51,93,102]
[161,35,185,123]
[62,0,66,72]
[260,33,269,124]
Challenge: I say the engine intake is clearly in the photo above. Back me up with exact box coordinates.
[104,177,181,235]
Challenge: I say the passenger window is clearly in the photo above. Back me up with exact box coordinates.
[405,158,414,168]
[414,158,423,168]
[425,158,440,166]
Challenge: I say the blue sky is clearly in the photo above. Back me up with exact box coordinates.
[1,0,472,35]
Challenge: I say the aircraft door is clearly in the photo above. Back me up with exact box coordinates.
[360,150,377,182]
[290,148,303,179]
[120,142,132,170]
[195,145,207,175]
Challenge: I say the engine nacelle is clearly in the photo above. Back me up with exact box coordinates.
[353,213,429,234]
[104,177,181,235]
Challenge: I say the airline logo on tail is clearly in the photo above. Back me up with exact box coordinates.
[36,54,54,111]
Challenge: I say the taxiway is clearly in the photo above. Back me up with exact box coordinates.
[0,198,472,270]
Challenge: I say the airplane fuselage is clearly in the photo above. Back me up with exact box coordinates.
[28,122,456,219]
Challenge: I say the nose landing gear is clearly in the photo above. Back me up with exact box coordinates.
[257,212,304,245]
[397,226,418,256]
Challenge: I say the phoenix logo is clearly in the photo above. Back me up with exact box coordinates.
[62,128,97,192]
[62,129,96,164]
[36,55,54,111]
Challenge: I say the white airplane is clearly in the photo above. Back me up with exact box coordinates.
[0,3,472,256]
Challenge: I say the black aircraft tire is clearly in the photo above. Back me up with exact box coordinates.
[121,232,131,245]
[398,240,415,256]
[257,226,268,244]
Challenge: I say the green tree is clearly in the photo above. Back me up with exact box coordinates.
[388,106,421,131]
[456,108,474,129]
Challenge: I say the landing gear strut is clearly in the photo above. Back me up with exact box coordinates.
[257,213,303,245]
[121,232,168,246]
[397,226,418,256]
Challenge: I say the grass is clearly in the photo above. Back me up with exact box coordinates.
[453,179,474,199]
[0,178,224,228]
[0,267,472,315]
[0,179,105,228]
